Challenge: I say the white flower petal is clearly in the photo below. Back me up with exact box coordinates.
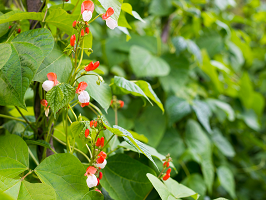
[42,80,54,92]
[78,91,90,103]
[82,10,92,22]
[86,174,98,188]
[45,107,49,117]
[96,159,107,169]
[106,18,118,30]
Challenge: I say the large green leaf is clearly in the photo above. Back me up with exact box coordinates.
[206,99,235,121]
[211,129,235,157]
[100,154,156,200]
[104,124,158,169]
[35,153,89,200]
[0,12,8,37]
[0,176,56,200]
[81,191,104,200]
[0,11,43,24]
[0,29,54,108]
[166,96,192,125]
[0,134,29,178]
[46,83,75,117]
[147,174,199,200]
[45,8,77,36]
[79,72,112,111]
[129,46,170,78]
[182,174,207,200]
[135,106,166,147]
[217,166,236,199]
[0,44,12,70]
[121,3,145,22]
[135,80,164,112]
[33,44,72,83]
[185,120,214,193]
[149,0,173,16]
[192,100,212,134]
[98,0,123,21]
[111,76,152,104]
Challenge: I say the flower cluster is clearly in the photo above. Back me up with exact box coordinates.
[162,155,172,181]
[110,99,124,109]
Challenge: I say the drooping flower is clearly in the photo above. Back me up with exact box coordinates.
[96,151,107,168]
[81,0,94,22]
[102,7,118,29]
[40,99,50,117]
[84,166,98,188]
[84,61,100,71]
[42,72,58,92]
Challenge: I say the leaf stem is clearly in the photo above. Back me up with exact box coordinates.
[15,107,36,132]
[69,105,77,121]
[89,102,102,116]
[28,147,39,165]
[86,144,93,158]
[0,114,26,123]
[102,133,115,150]
[52,135,90,162]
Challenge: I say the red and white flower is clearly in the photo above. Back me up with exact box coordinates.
[76,82,90,107]
[42,72,58,92]
[102,7,118,29]
[84,166,98,188]
[81,0,94,22]
[40,99,50,117]
[96,151,107,169]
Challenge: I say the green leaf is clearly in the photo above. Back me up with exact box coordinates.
[166,96,192,125]
[35,153,89,200]
[46,83,75,117]
[17,181,56,200]
[0,12,8,37]
[217,166,236,199]
[201,50,222,92]
[24,140,52,149]
[213,198,229,200]
[98,0,123,21]
[0,44,12,70]
[135,80,164,112]
[185,120,214,192]
[118,11,132,29]
[83,32,93,57]
[104,124,158,169]
[206,99,235,121]
[172,37,187,56]
[119,141,176,170]
[182,174,207,200]
[129,46,170,78]
[112,76,152,105]
[0,11,43,24]
[135,106,166,147]
[70,121,87,138]
[33,44,72,83]
[187,40,202,63]
[45,8,77,36]
[211,129,235,157]
[100,154,156,200]
[121,3,145,22]
[192,100,212,134]
[0,134,29,178]
[147,174,199,200]
[0,28,54,108]
[79,72,112,111]
[0,176,56,200]
[81,191,104,200]
[149,0,173,16]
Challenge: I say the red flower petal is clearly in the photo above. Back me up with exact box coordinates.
[84,61,94,71]
[81,102,90,107]
[163,173,170,181]
[96,138,101,147]
[70,34,76,47]
[85,129,90,137]
[40,99,48,107]
[102,7,114,20]
[99,172,103,180]
[166,168,171,174]
[97,156,104,164]
[81,29,85,36]
[101,137,104,148]
[81,0,94,14]
[86,166,97,175]
[85,27,90,34]
[76,81,88,93]
[98,151,107,159]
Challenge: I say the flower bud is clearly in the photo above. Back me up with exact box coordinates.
[85,27,90,34]
[70,34,76,47]
[72,20,77,28]
[166,168,171,174]
[42,80,54,92]
[81,29,85,36]
[99,172,103,180]
[86,174,98,188]
[17,28,21,33]
[85,129,90,137]
[119,100,124,108]
[163,173,170,181]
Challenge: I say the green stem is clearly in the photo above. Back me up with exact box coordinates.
[52,135,90,162]
[72,73,99,83]
[86,144,93,158]
[107,146,120,156]
[69,105,78,121]
[102,133,115,150]
[88,14,102,24]
[89,102,103,116]
[71,0,80,14]
[0,114,26,123]
[15,107,36,132]
[179,161,190,177]
[28,147,39,165]
[21,170,33,181]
